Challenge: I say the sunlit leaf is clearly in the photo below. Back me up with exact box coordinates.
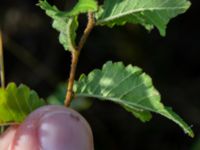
[0,83,45,125]
[75,61,194,137]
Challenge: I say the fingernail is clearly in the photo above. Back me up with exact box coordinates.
[38,109,93,150]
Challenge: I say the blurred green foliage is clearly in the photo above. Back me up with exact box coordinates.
[191,137,200,150]
[47,83,92,111]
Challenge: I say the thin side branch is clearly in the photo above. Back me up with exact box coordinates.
[0,31,5,89]
[64,12,95,107]
[77,12,95,51]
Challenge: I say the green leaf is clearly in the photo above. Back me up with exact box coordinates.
[0,83,45,125]
[68,0,98,16]
[75,61,194,137]
[38,0,78,51]
[38,0,97,51]
[96,0,191,36]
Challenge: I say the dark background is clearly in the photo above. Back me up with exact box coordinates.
[0,0,199,149]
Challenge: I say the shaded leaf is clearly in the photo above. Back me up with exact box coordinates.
[96,0,191,36]
[38,0,78,51]
[75,61,194,137]
[0,83,45,125]
[38,0,97,51]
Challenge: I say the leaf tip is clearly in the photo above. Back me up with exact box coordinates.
[36,0,44,7]
[186,124,195,138]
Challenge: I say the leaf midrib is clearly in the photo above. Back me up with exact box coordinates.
[76,93,193,136]
[76,93,161,113]
[97,6,188,24]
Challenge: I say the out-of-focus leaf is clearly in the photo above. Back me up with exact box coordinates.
[47,83,92,111]
[0,83,45,125]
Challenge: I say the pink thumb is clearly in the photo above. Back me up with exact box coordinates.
[0,125,18,150]
[0,105,94,150]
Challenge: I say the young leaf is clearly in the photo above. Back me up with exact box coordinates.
[68,0,98,16]
[95,0,191,36]
[74,61,194,137]
[38,0,97,51]
[0,83,45,125]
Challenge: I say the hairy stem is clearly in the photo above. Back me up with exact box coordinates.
[0,31,5,89]
[65,12,95,107]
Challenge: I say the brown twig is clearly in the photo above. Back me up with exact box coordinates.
[0,30,5,89]
[64,12,95,107]
[77,12,95,51]
[65,50,79,107]
[0,31,6,134]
